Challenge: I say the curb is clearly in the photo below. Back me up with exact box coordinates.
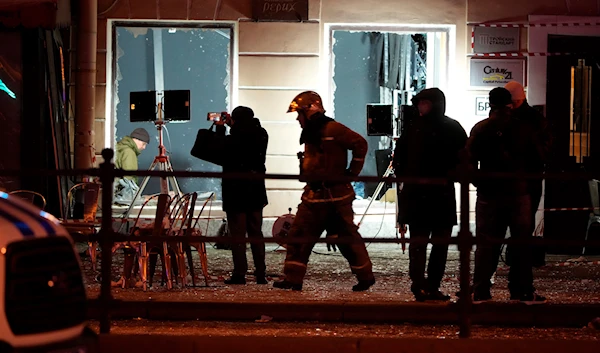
[97,335,600,353]
[87,299,600,327]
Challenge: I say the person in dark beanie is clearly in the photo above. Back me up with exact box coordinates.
[114,127,150,205]
[393,88,468,302]
[466,87,546,304]
[215,106,269,285]
[115,127,150,183]
[112,127,151,287]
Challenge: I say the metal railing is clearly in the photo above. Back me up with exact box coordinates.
[3,147,600,338]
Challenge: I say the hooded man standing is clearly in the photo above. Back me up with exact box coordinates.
[273,91,375,292]
[393,88,468,302]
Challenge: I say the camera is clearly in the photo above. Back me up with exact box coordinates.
[207,111,230,122]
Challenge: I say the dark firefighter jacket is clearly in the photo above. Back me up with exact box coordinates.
[216,118,269,213]
[299,112,368,203]
[393,88,468,227]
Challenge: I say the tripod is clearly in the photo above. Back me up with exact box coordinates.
[121,102,183,224]
[356,160,406,253]
[357,160,395,227]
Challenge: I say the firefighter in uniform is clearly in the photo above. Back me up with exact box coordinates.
[273,91,376,292]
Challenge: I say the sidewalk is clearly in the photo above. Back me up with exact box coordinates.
[82,244,600,305]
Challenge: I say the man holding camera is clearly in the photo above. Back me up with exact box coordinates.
[273,91,375,292]
[215,106,269,285]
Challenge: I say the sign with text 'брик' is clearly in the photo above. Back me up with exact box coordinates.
[252,0,308,21]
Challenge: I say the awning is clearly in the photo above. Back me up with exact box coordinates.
[0,0,70,28]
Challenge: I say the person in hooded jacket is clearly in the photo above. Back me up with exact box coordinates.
[215,106,269,285]
[273,91,375,292]
[392,88,468,302]
[115,127,150,183]
[114,128,150,205]
[467,87,546,304]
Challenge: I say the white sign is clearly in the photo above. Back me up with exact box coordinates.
[470,58,525,87]
[475,96,490,116]
[473,27,520,53]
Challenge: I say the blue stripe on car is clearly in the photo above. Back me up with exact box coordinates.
[0,207,35,237]
[5,200,56,236]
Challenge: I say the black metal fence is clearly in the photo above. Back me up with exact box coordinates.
[3,147,600,338]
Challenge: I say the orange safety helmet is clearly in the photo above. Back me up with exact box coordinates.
[287,91,325,113]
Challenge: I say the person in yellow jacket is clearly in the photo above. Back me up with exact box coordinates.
[273,91,375,292]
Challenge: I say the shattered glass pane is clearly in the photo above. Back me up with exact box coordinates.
[114,26,232,199]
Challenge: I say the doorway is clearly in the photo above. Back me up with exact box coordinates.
[544,34,600,255]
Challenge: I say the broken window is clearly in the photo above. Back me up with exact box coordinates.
[331,30,430,199]
[112,24,232,198]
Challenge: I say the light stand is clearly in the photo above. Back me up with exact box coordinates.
[120,102,183,223]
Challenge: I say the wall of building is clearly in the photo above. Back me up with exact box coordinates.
[86,0,600,217]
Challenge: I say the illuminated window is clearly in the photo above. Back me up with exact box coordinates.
[569,59,592,163]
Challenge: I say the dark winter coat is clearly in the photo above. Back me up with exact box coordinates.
[466,106,541,198]
[512,101,551,194]
[392,88,468,227]
[217,118,269,213]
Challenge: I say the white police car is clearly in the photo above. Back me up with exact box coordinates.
[0,191,95,352]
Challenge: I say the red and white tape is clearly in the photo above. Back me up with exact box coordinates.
[469,22,600,28]
[469,52,572,57]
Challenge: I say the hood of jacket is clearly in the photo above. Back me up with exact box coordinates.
[412,88,446,118]
[116,135,140,156]
[230,117,263,136]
